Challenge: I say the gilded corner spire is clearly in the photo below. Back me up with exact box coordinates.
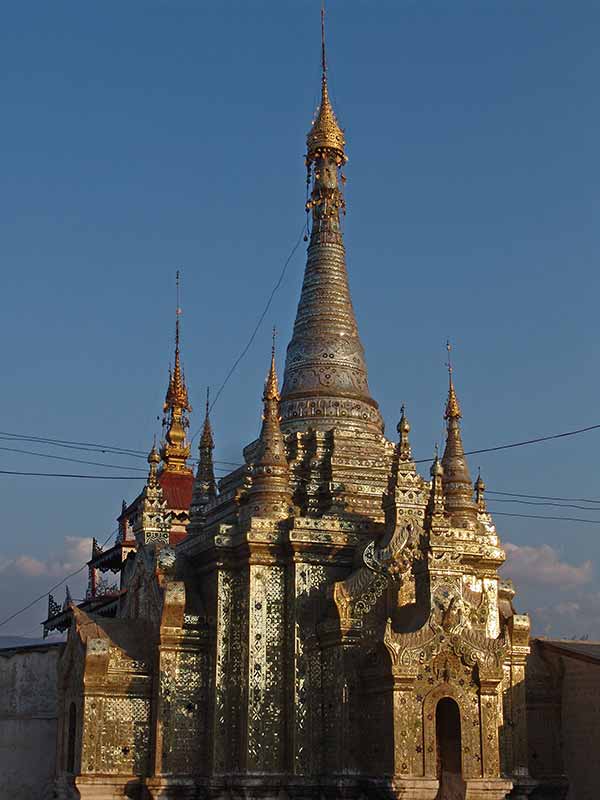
[475,468,487,512]
[445,341,462,420]
[428,444,446,524]
[200,387,215,450]
[190,388,218,524]
[245,341,291,520]
[264,327,280,402]
[147,439,161,486]
[133,439,170,546]
[161,271,193,475]
[397,404,412,462]
[441,344,477,526]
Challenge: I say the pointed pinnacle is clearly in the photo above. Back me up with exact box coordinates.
[306,4,345,160]
[264,336,280,402]
[444,342,462,420]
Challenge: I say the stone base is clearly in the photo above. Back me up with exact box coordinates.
[66,774,515,800]
[364,777,440,799]
[209,775,291,800]
[465,778,513,800]
[508,773,538,800]
[146,777,209,799]
[529,777,569,800]
[74,775,149,800]
[53,774,80,800]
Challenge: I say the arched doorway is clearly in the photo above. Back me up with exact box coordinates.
[435,697,466,800]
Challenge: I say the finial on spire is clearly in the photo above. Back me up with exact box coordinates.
[321,0,327,79]
[306,3,346,161]
[475,467,487,511]
[396,404,412,462]
[264,330,280,402]
[175,269,182,345]
[444,340,462,420]
[148,440,160,468]
[430,444,443,478]
[200,387,214,449]
[161,273,193,474]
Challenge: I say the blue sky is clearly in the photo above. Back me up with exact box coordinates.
[1,1,599,639]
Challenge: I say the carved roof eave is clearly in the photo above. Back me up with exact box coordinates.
[43,590,124,636]
[88,541,136,571]
[42,608,72,636]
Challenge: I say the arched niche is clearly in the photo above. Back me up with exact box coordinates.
[422,684,482,781]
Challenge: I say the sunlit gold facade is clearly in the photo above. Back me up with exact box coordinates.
[51,19,536,800]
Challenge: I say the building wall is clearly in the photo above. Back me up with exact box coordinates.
[561,657,600,800]
[527,640,600,800]
[0,644,63,800]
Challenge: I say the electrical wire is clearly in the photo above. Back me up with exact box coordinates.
[190,222,306,442]
[460,423,600,458]
[0,431,145,458]
[487,498,600,513]
[413,422,600,464]
[466,423,600,454]
[0,470,143,479]
[0,432,241,469]
[0,528,118,631]
[0,445,147,472]
[2,420,600,481]
[488,489,600,505]
[488,509,600,525]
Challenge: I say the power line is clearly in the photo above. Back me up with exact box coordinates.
[414,422,600,464]
[0,528,118,631]
[0,431,145,458]
[489,509,600,525]
[4,417,599,476]
[0,432,240,468]
[488,489,600,505]
[0,445,147,472]
[0,470,143,480]
[191,222,306,442]
[463,423,600,458]
[487,498,600,513]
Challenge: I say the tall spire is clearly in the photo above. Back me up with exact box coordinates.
[161,271,193,475]
[279,6,383,435]
[441,343,477,527]
[245,341,292,520]
[190,387,217,524]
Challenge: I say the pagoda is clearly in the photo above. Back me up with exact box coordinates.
[50,11,533,800]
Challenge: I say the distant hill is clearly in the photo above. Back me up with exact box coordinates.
[0,635,63,650]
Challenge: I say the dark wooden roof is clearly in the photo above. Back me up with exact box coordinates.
[535,638,600,665]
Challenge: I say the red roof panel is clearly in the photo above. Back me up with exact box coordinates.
[159,470,194,511]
